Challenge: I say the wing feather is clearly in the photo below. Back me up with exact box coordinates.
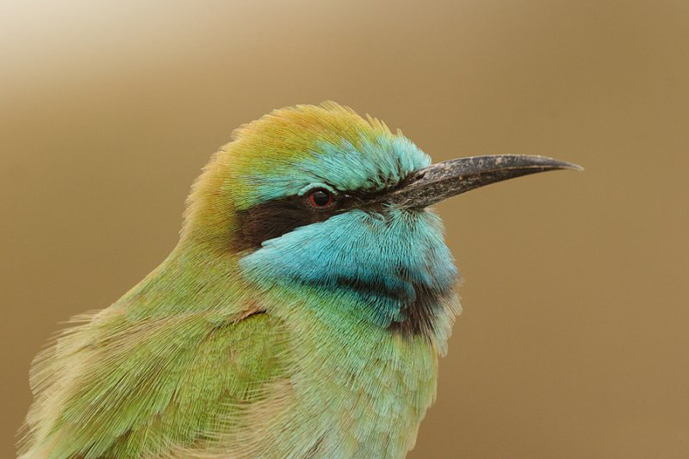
[20,305,289,459]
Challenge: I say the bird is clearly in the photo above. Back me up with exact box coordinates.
[19,102,580,459]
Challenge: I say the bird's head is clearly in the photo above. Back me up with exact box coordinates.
[181,102,579,343]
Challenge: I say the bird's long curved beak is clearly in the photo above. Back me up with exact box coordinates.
[385,155,583,209]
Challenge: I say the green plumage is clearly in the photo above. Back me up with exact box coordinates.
[20,103,461,458]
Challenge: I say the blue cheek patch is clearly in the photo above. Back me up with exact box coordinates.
[239,208,457,329]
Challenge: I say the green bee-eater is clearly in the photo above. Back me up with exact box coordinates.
[19,103,580,458]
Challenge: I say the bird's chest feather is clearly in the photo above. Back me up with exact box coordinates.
[247,288,449,459]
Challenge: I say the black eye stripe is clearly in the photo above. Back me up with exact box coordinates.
[233,194,345,251]
[232,177,416,252]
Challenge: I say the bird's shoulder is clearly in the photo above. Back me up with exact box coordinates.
[20,297,292,458]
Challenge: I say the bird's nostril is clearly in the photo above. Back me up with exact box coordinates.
[406,171,425,184]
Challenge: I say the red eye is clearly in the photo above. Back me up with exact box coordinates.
[308,189,333,207]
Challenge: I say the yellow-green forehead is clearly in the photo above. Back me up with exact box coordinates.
[229,103,386,170]
[219,102,431,209]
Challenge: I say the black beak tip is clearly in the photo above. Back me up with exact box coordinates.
[513,155,584,173]
[546,157,584,172]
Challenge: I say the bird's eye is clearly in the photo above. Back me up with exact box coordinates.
[308,189,333,208]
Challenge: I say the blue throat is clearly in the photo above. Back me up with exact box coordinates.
[240,206,458,337]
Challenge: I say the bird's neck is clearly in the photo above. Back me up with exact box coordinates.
[117,239,249,322]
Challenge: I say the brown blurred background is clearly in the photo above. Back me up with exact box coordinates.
[2,1,688,457]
